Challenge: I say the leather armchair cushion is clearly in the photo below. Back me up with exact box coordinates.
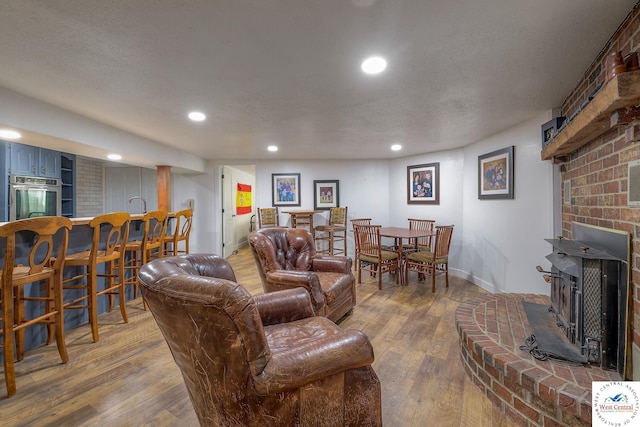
[249,227,357,322]
[256,317,374,394]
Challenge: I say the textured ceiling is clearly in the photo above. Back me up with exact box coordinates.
[0,0,637,162]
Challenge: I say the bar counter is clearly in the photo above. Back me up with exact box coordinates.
[1,213,152,363]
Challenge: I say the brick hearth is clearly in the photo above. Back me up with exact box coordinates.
[455,293,622,426]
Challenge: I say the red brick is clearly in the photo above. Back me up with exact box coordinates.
[557,384,584,416]
[485,363,500,381]
[472,374,486,393]
[579,398,592,424]
[521,367,550,394]
[504,405,528,426]
[514,397,541,423]
[492,380,513,403]
[478,367,491,385]
[538,375,565,405]
[486,388,504,409]
[542,415,565,427]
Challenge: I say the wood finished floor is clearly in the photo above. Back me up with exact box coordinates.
[0,247,517,427]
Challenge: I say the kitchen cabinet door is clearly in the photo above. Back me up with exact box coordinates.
[9,143,37,176]
[39,148,61,178]
[8,144,61,178]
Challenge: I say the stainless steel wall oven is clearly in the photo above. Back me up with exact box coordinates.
[9,175,61,221]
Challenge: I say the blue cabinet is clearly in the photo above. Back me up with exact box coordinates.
[39,148,61,178]
[9,143,37,176]
[60,153,75,218]
[8,143,60,178]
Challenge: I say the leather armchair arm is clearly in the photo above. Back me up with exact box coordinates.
[311,255,352,274]
[253,329,374,394]
[254,288,315,326]
[265,270,326,315]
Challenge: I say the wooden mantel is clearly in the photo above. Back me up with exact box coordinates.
[541,70,640,160]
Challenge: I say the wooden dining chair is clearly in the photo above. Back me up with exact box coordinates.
[353,224,399,290]
[408,218,436,253]
[350,218,372,278]
[0,216,72,396]
[405,225,454,292]
[315,206,348,256]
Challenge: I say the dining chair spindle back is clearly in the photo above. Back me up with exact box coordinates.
[353,224,400,290]
[404,225,454,292]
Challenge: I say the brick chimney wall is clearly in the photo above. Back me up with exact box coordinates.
[559,3,640,349]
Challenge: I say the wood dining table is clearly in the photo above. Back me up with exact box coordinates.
[379,226,436,285]
[281,210,322,231]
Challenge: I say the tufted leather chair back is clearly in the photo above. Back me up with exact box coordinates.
[138,254,271,425]
[139,253,381,427]
[249,227,316,273]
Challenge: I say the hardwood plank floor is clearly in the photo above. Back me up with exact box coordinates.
[1,247,517,426]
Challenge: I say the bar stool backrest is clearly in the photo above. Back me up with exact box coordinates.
[258,207,279,228]
[143,210,168,259]
[328,207,348,227]
[88,212,131,263]
[0,216,73,277]
[165,209,192,256]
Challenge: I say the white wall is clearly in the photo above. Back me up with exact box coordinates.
[388,150,465,271]
[172,163,218,255]
[459,113,554,294]
[386,113,553,294]
[256,159,391,256]
[209,159,391,257]
[196,115,554,296]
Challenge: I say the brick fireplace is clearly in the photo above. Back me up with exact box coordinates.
[456,294,621,426]
[556,3,640,377]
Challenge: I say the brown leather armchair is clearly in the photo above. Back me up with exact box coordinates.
[138,254,381,427]
[248,227,356,323]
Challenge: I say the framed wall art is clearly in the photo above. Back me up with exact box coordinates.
[313,180,339,210]
[407,162,439,205]
[272,173,301,206]
[478,146,514,200]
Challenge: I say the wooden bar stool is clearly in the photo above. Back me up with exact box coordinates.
[62,212,130,343]
[162,208,192,256]
[314,207,348,256]
[122,210,167,300]
[0,216,72,396]
[257,207,279,228]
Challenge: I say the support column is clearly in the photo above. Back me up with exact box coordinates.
[157,165,171,211]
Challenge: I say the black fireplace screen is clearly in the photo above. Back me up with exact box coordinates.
[533,222,631,378]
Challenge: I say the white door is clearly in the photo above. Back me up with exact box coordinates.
[222,166,237,257]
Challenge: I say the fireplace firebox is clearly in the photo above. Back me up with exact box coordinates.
[539,222,631,378]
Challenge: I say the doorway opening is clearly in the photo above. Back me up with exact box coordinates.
[221,165,256,258]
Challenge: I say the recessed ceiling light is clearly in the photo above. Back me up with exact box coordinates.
[188,111,206,122]
[361,56,387,75]
[267,145,278,152]
[0,129,22,140]
[107,154,122,160]
[391,144,402,151]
